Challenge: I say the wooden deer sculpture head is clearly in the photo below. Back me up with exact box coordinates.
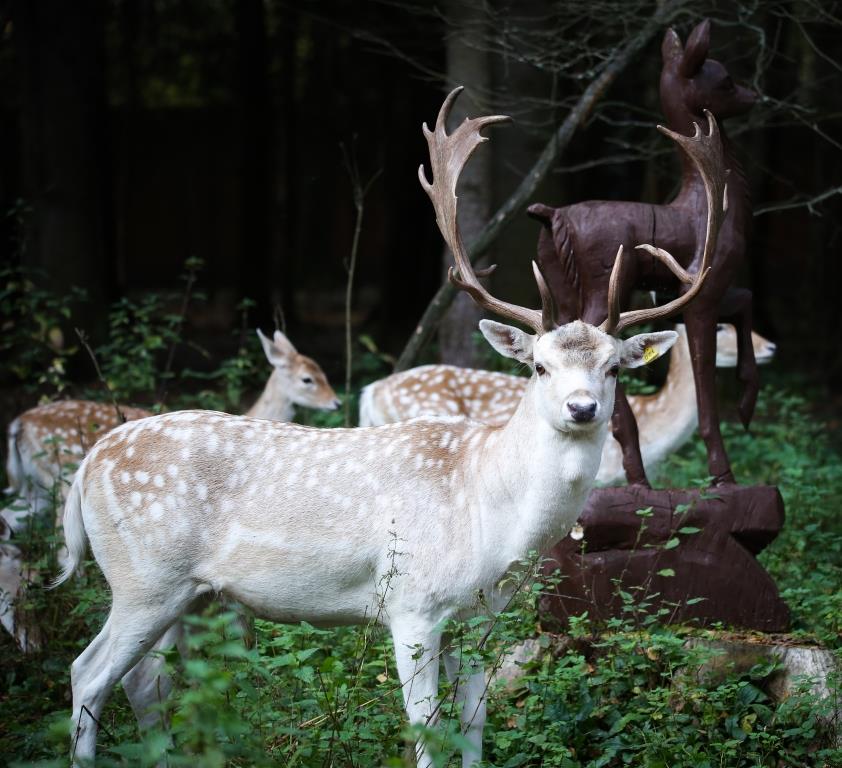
[529,19,755,485]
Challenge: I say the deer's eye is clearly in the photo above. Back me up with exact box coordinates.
[607,364,620,378]
[535,363,547,376]
[301,376,314,384]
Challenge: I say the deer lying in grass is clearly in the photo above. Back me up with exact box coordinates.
[3,328,339,534]
[0,329,338,652]
[54,87,724,767]
[360,324,776,484]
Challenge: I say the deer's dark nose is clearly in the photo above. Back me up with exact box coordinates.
[567,400,597,422]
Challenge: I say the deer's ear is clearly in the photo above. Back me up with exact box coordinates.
[479,319,535,365]
[527,203,555,228]
[661,28,684,67]
[620,330,678,369]
[680,19,710,78]
[257,328,297,367]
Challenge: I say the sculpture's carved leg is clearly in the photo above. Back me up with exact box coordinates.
[685,311,735,485]
[612,382,649,487]
[720,288,758,429]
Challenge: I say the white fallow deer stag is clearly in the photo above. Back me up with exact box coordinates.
[360,323,776,484]
[0,329,338,652]
[55,87,723,767]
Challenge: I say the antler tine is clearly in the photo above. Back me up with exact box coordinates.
[602,245,625,335]
[533,261,560,332]
[600,111,728,335]
[419,87,554,335]
[657,110,729,274]
[633,244,693,284]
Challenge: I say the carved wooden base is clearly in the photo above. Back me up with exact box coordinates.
[539,485,790,632]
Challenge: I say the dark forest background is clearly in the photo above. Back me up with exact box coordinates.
[1,0,840,403]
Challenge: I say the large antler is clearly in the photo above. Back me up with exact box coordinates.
[600,110,728,335]
[419,87,559,334]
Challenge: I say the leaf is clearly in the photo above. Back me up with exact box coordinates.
[657,568,676,577]
[664,537,680,550]
[678,526,701,535]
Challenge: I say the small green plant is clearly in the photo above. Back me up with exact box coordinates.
[0,264,86,397]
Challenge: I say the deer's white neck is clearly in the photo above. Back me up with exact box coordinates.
[245,369,295,422]
[471,379,608,565]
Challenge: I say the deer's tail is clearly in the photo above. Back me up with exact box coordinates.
[4,418,23,496]
[50,476,86,588]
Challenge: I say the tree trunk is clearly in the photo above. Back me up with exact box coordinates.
[236,0,273,327]
[438,0,492,367]
[15,0,113,332]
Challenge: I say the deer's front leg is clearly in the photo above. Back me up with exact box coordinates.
[391,617,442,768]
[611,382,649,487]
[685,311,735,485]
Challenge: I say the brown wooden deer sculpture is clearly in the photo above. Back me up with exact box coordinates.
[529,19,756,485]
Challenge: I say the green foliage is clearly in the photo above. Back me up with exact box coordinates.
[0,263,86,396]
[2,268,841,765]
[91,257,205,406]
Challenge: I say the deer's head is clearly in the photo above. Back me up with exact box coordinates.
[479,319,676,433]
[660,20,756,125]
[257,329,341,412]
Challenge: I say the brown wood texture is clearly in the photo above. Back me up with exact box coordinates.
[539,485,790,632]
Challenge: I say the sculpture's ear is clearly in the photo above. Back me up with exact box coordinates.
[661,28,684,67]
[479,319,535,365]
[680,19,710,78]
[257,328,297,368]
[527,203,555,229]
[619,330,678,369]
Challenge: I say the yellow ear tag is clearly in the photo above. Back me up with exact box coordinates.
[642,345,659,364]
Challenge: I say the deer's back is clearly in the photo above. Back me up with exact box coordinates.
[78,410,493,616]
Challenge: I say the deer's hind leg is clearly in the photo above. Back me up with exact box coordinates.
[443,646,487,767]
[121,619,186,732]
[70,588,195,765]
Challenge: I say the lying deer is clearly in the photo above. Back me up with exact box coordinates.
[0,329,339,651]
[529,19,756,486]
[3,328,339,534]
[360,324,776,484]
[54,88,723,767]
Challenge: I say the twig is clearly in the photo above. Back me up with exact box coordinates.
[156,256,202,407]
[754,184,842,217]
[75,328,126,424]
[71,704,115,762]
[340,141,382,426]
